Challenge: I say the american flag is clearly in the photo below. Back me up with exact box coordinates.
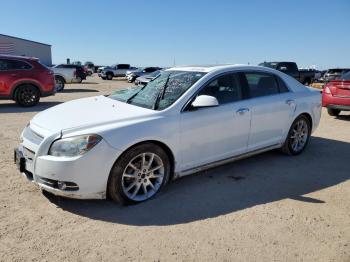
[0,42,15,54]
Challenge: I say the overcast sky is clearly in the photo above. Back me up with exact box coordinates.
[1,0,349,69]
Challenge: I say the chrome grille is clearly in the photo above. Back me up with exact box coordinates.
[23,126,44,145]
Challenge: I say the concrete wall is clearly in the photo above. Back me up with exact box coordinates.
[0,35,52,66]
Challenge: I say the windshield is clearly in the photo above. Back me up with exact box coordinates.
[327,69,344,74]
[109,70,206,110]
[341,71,350,80]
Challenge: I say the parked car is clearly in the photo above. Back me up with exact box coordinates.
[84,62,95,76]
[319,68,350,82]
[322,71,350,116]
[125,67,141,77]
[0,55,55,106]
[52,64,86,91]
[259,62,316,85]
[14,65,321,204]
[134,70,161,86]
[126,67,162,83]
[97,66,106,73]
[99,64,137,80]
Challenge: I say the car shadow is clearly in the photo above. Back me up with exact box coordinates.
[44,136,350,226]
[336,114,350,121]
[0,101,62,114]
[80,82,98,84]
[60,88,99,93]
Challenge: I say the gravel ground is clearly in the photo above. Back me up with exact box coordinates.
[0,75,349,262]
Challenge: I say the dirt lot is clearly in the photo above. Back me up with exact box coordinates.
[0,75,349,262]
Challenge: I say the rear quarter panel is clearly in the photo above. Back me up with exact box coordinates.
[293,89,322,134]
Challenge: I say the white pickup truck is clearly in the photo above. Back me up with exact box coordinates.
[52,64,85,91]
[98,64,137,80]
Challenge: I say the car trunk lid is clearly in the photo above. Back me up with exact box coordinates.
[328,81,350,97]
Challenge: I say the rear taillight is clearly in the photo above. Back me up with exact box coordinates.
[324,85,331,94]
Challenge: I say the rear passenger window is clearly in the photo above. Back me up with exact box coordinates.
[0,59,10,70]
[12,60,32,70]
[198,73,243,104]
[0,59,31,70]
[244,73,279,98]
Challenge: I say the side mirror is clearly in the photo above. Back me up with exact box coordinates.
[191,95,219,108]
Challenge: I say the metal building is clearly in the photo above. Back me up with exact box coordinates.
[0,34,52,66]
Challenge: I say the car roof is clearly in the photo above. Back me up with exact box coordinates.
[0,54,38,61]
[167,64,276,73]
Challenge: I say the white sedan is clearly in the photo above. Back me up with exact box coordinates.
[15,65,322,204]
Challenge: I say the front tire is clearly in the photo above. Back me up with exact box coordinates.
[327,108,340,116]
[106,73,113,80]
[108,143,170,205]
[282,115,311,155]
[15,84,40,107]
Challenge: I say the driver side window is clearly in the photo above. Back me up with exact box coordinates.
[198,73,243,105]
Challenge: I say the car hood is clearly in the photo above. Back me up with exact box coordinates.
[31,95,157,135]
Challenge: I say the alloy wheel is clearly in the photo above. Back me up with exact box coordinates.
[121,152,165,201]
[290,118,309,152]
[55,78,64,91]
[18,86,38,105]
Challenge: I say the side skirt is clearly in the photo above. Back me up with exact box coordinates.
[174,144,282,179]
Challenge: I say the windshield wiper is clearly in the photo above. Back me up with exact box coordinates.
[126,74,162,104]
[153,74,171,110]
[126,86,147,104]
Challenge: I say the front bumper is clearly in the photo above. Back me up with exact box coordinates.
[15,139,121,199]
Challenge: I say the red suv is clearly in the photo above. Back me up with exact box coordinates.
[0,55,55,106]
[322,71,350,116]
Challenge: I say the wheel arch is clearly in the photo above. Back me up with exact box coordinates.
[54,74,66,83]
[297,112,313,132]
[11,82,42,99]
[106,140,176,198]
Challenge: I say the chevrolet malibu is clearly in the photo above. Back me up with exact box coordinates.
[15,65,322,205]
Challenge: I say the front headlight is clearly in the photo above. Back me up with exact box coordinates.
[49,134,102,157]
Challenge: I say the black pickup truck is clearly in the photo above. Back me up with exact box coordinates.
[259,61,315,85]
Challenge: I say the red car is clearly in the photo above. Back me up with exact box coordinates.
[322,71,350,116]
[0,55,55,106]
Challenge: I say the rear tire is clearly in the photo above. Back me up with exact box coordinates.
[107,143,170,205]
[282,115,311,155]
[55,76,65,91]
[327,108,340,116]
[15,84,40,107]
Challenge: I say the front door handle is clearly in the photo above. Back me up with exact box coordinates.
[236,108,250,115]
[285,99,295,106]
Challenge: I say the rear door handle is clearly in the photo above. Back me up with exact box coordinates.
[11,73,17,77]
[236,108,250,115]
[285,99,295,106]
